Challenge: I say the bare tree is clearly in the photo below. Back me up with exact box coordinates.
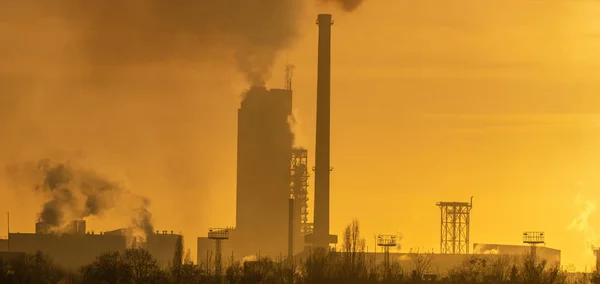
[9,251,64,284]
[340,218,368,281]
[80,251,131,284]
[302,247,332,283]
[171,235,184,283]
[122,248,166,283]
[183,249,193,265]
[408,248,434,281]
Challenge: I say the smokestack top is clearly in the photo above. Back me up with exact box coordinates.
[317,14,333,26]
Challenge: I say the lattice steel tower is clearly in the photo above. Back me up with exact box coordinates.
[291,147,311,236]
[437,197,473,254]
[208,228,229,281]
[377,235,397,278]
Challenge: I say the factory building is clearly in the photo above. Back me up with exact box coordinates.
[7,221,126,269]
[1,220,181,269]
[473,243,561,265]
[198,86,304,262]
[102,227,182,269]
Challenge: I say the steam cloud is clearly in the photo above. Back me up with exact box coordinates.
[568,196,598,250]
[568,194,599,269]
[22,159,154,235]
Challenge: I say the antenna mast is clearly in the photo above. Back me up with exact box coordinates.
[285,63,296,91]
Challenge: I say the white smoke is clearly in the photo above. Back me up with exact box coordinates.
[241,254,257,263]
[482,249,500,255]
[568,194,598,267]
[288,108,305,148]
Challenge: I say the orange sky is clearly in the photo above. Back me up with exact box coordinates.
[2,0,600,271]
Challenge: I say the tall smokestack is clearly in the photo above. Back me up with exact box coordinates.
[313,14,333,248]
[595,249,600,272]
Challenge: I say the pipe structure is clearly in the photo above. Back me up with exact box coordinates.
[288,196,294,261]
[313,13,333,249]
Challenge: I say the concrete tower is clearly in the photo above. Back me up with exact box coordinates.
[310,14,337,248]
[235,86,293,257]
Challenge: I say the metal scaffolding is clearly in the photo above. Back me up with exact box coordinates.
[290,148,310,236]
[437,197,473,254]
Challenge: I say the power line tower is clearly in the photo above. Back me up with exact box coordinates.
[208,228,229,282]
[377,235,397,279]
[523,231,545,261]
[437,197,473,254]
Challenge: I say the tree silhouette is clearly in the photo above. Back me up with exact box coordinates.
[80,251,131,284]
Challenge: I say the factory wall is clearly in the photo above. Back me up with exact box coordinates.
[102,228,182,269]
[296,249,562,276]
[0,252,26,263]
[7,232,126,269]
[197,237,236,268]
[235,86,293,258]
[473,243,561,266]
[147,231,182,269]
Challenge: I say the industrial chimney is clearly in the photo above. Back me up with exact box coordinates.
[595,249,600,272]
[312,14,337,249]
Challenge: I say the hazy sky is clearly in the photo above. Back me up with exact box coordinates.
[2,0,600,271]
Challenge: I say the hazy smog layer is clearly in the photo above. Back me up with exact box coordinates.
[0,0,362,259]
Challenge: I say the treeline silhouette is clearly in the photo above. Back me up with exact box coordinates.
[0,219,598,283]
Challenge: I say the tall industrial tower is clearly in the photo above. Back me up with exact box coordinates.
[308,13,338,249]
[235,86,293,257]
[437,197,473,254]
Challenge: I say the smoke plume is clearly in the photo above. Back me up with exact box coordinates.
[321,0,365,12]
[568,196,598,250]
[11,159,154,235]
[28,0,305,86]
[0,0,365,256]
[568,195,598,268]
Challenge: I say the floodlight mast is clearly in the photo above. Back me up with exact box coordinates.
[522,231,545,261]
[208,228,230,282]
[377,235,397,279]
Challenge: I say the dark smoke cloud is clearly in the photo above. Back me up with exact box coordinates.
[34,0,304,86]
[321,0,365,12]
[0,0,364,247]
[22,159,154,233]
